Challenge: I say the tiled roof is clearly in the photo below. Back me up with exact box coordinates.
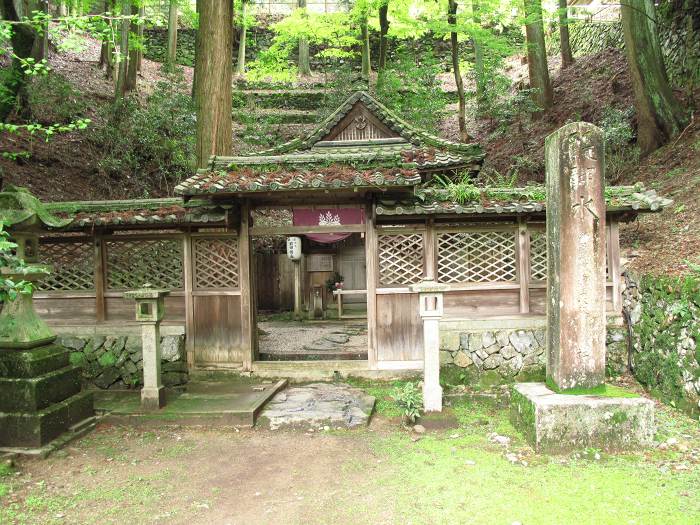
[375,185,672,216]
[177,167,421,196]
[175,91,483,196]
[43,198,229,230]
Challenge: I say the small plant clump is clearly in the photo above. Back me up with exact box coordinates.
[392,382,423,423]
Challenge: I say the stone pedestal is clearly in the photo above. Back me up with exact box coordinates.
[0,269,93,449]
[545,122,607,390]
[510,383,655,453]
[411,280,448,412]
[124,285,170,410]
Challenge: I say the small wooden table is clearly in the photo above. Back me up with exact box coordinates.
[332,289,368,319]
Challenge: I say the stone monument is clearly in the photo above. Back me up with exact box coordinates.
[124,285,170,410]
[0,186,94,450]
[510,124,654,452]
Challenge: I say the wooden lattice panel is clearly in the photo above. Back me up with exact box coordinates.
[38,241,95,291]
[530,231,547,281]
[193,237,239,289]
[378,233,424,286]
[437,231,517,283]
[106,239,183,290]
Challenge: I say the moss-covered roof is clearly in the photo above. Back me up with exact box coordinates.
[175,91,484,196]
[0,185,73,229]
[375,185,672,216]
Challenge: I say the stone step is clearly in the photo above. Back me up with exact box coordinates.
[0,344,69,378]
[259,352,368,362]
[0,365,82,412]
[68,415,98,434]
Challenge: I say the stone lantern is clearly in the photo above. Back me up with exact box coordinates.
[124,284,170,410]
[410,280,448,412]
[0,185,93,449]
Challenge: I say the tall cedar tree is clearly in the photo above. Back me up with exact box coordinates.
[360,14,370,79]
[523,0,552,111]
[448,0,469,142]
[378,0,389,71]
[621,0,686,156]
[166,0,178,67]
[558,0,573,67]
[298,0,311,75]
[472,0,485,110]
[235,0,247,75]
[194,0,234,167]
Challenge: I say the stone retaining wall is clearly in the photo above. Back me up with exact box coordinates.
[440,320,629,384]
[56,334,188,390]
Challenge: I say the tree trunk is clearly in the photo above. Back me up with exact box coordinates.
[38,0,49,61]
[297,0,311,76]
[58,0,66,15]
[558,0,574,67]
[378,2,389,71]
[621,0,687,156]
[448,0,469,142]
[191,0,199,98]
[115,0,130,98]
[137,4,145,71]
[235,0,246,76]
[194,0,233,167]
[472,0,485,111]
[166,0,178,68]
[523,0,553,112]
[360,16,370,80]
[0,0,40,118]
[125,2,139,92]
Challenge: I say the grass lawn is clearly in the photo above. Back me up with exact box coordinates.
[0,385,698,525]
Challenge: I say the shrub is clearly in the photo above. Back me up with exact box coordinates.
[392,382,423,423]
[91,71,195,194]
[25,73,86,125]
[600,106,638,183]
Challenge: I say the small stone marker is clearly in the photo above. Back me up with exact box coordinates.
[545,122,607,390]
[410,280,449,412]
[124,284,170,410]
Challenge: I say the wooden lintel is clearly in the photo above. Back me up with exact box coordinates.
[250,224,366,236]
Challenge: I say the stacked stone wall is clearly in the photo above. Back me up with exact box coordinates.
[57,334,188,390]
[623,273,700,416]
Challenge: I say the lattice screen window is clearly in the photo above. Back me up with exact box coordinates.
[106,239,183,290]
[529,229,610,281]
[437,231,517,283]
[193,237,239,289]
[377,233,424,286]
[529,230,547,281]
[38,241,95,291]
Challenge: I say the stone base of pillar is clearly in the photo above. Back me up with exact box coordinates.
[423,383,443,412]
[141,386,166,411]
[510,383,655,453]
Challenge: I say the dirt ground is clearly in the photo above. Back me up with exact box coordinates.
[2,387,700,525]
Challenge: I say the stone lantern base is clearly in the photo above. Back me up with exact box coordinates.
[0,343,94,449]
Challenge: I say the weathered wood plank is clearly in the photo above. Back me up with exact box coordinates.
[365,203,378,369]
[518,221,531,314]
[250,224,366,236]
[239,200,254,369]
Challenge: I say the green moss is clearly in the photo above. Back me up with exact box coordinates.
[69,352,86,366]
[97,351,117,368]
[546,380,639,398]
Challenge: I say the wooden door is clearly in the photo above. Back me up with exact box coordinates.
[338,245,366,303]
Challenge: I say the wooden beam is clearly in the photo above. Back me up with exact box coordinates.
[249,224,366,236]
[183,232,195,368]
[365,203,379,369]
[424,218,437,280]
[609,220,621,313]
[517,221,530,314]
[94,234,106,323]
[239,200,254,370]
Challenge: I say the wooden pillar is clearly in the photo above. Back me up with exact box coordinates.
[425,218,437,280]
[94,234,106,322]
[239,201,254,370]
[608,219,621,314]
[517,220,530,314]
[364,203,378,369]
[183,232,195,368]
[293,260,302,319]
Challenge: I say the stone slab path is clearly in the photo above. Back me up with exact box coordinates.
[258,383,375,430]
[258,321,367,360]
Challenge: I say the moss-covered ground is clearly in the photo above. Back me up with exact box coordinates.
[0,385,698,525]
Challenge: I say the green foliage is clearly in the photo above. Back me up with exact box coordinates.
[600,106,638,183]
[391,381,423,423]
[25,73,87,125]
[91,72,195,192]
[374,48,447,133]
[0,224,36,302]
[325,271,344,293]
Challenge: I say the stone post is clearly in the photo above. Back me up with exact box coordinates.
[545,122,607,390]
[124,285,170,410]
[410,280,448,412]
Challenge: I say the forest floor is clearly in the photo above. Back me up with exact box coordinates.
[1,384,699,525]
